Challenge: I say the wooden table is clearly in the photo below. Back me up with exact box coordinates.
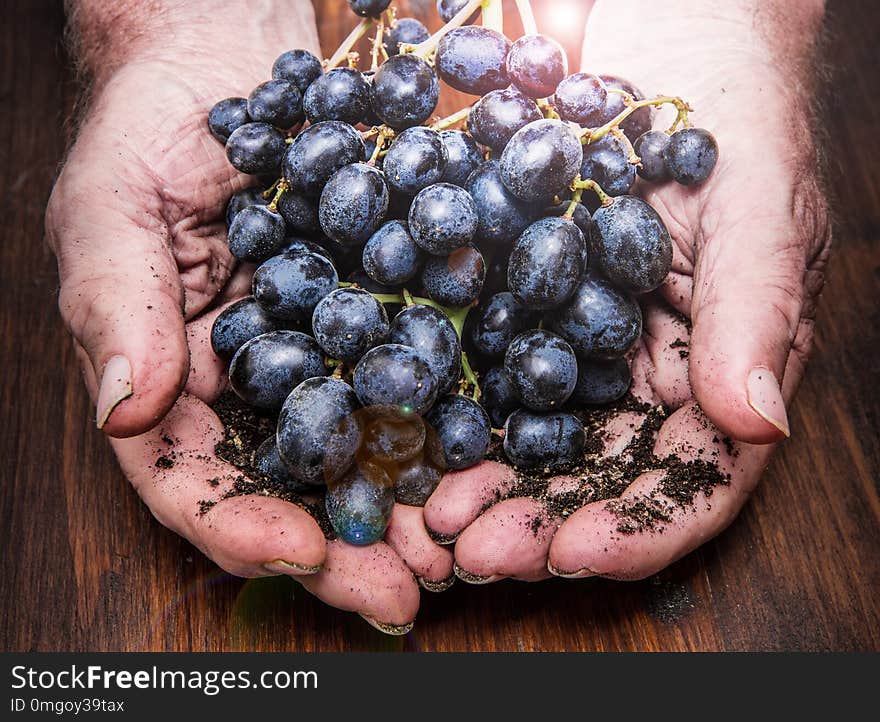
[2,0,878,652]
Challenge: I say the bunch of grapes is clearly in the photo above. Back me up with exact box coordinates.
[207,0,719,547]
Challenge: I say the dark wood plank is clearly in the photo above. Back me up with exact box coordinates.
[0,0,877,652]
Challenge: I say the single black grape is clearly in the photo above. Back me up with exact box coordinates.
[436,26,510,96]
[504,329,578,411]
[363,220,424,286]
[383,127,448,195]
[468,86,542,151]
[437,0,479,23]
[247,79,302,129]
[422,244,485,307]
[439,130,483,187]
[272,49,323,93]
[580,134,636,196]
[507,216,588,310]
[545,200,591,237]
[554,73,607,126]
[633,130,671,182]
[254,436,312,492]
[599,75,654,143]
[590,195,672,293]
[210,296,291,362]
[425,395,490,471]
[283,121,366,197]
[226,122,287,175]
[208,97,250,143]
[227,205,288,263]
[225,187,268,226]
[303,68,371,126]
[466,160,538,246]
[319,163,389,245]
[500,119,583,203]
[371,54,439,130]
[253,250,339,322]
[393,453,444,506]
[362,414,426,464]
[471,292,538,357]
[570,357,632,406]
[506,34,568,99]
[312,287,390,363]
[353,344,439,416]
[277,376,362,486]
[549,273,642,359]
[503,410,585,469]
[348,0,392,17]
[663,127,718,186]
[229,330,329,411]
[408,183,478,254]
[326,463,394,546]
[480,366,520,427]
[390,304,462,395]
[383,17,430,55]
[276,191,320,235]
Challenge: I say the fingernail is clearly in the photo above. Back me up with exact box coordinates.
[263,560,322,576]
[426,528,459,545]
[417,574,455,593]
[547,561,598,579]
[453,563,504,585]
[747,366,790,438]
[96,355,132,429]
[359,614,414,636]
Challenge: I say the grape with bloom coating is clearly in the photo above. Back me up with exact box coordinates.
[506,35,568,99]
[383,17,430,56]
[580,134,636,196]
[570,357,632,406]
[422,244,485,308]
[408,183,478,255]
[283,121,366,197]
[426,395,491,471]
[436,27,510,96]
[247,79,302,129]
[470,292,538,357]
[326,463,395,546]
[466,160,537,246]
[500,119,583,203]
[347,0,392,17]
[371,54,439,130]
[225,122,286,175]
[271,49,323,92]
[312,287,390,363]
[383,127,448,195]
[253,250,339,322]
[663,127,719,185]
[439,130,482,187]
[210,296,290,362]
[390,305,462,395]
[353,344,439,416]
[503,410,585,469]
[480,366,520,427]
[303,68,371,126]
[554,73,607,126]
[319,163,389,245]
[504,329,578,411]
[469,86,542,151]
[227,205,287,263]
[208,97,249,143]
[634,130,672,182]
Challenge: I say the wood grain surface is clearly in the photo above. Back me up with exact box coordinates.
[1,0,878,652]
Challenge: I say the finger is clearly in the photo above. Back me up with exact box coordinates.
[111,393,326,576]
[184,306,229,404]
[637,299,692,410]
[423,461,517,544]
[548,401,771,580]
[298,540,421,635]
[384,504,455,592]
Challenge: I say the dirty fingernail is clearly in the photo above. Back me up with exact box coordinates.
[453,563,504,585]
[426,528,459,545]
[359,614,414,636]
[264,560,322,576]
[547,561,598,579]
[96,355,133,429]
[746,366,790,438]
[417,574,456,593]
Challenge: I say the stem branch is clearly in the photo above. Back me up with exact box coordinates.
[407,0,484,59]
[582,94,691,145]
[431,106,472,131]
[513,0,538,36]
[327,18,375,69]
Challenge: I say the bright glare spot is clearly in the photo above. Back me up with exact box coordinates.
[535,0,589,44]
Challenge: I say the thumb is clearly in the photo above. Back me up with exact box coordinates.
[48,172,189,439]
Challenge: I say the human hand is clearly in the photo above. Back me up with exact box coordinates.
[425,0,832,582]
[46,0,448,633]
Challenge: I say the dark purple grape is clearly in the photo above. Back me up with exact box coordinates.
[570,357,631,406]
[468,86,542,151]
[253,250,339,322]
[408,183,478,255]
[549,273,642,359]
[208,97,250,143]
[634,130,671,182]
[348,0,392,17]
[225,187,268,226]
[437,0,479,23]
[283,121,366,197]
[254,437,311,492]
[319,163,389,245]
[272,49,323,93]
[663,127,718,186]
[545,200,591,237]
[363,220,424,286]
[470,292,538,357]
[436,26,510,96]
[466,160,538,246]
[390,305,462,395]
[506,34,568,99]
[371,54,439,129]
[439,130,483,186]
[503,410,585,469]
[422,244,485,307]
[580,134,636,196]
[393,453,444,506]
[227,205,288,263]
[326,462,394,546]
[226,122,287,175]
[384,17,430,55]
[499,119,583,203]
[277,376,362,486]
[229,331,329,411]
[362,415,426,464]
[590,195,672,293]
[554,73,607,126]
[353,344,439,416]
[504,330,577,411]
[481,366,519,427]
[383,127,448,195]
[312,288,390,363]
[210,297,291,362]
[507,216,587,310]
[276,191,320,234]
[247,79,303,129]
[303,68,371,126]
[425,395,490,470]
[599,75,654,143]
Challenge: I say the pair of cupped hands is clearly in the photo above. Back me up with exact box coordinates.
[47,0,830,633]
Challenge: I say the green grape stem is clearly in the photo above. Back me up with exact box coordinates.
[567,174,613,214]
[431,106,472,131]
[327,17,375,69]
[265,179,289,212]
[405,0,484,59]
[370,13,387,70]
[582,94,692,145]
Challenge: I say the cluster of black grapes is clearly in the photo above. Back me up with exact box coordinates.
[207,0,718,546]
